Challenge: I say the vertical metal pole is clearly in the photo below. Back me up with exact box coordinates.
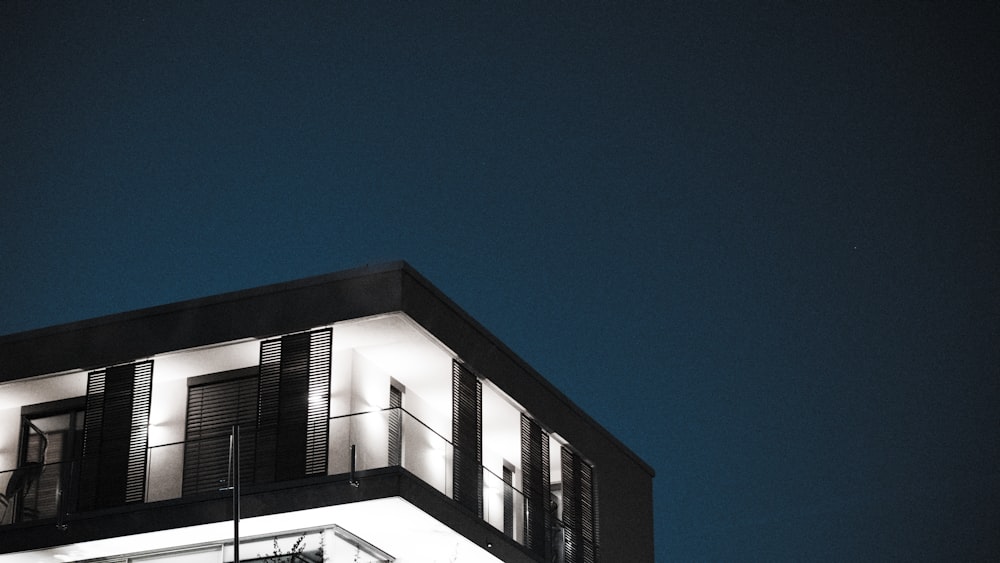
[232,424,240,563]
[350,444,359,487]
[55,460,71,531]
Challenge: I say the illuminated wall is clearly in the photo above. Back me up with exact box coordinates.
[0,370,86,499]
[0,311,591,553]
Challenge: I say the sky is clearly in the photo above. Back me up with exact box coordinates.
[2,2,998,560]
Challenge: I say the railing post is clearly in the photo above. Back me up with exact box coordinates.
[231,424,240,563]
[349,444,359,487]
[55,460,74,531]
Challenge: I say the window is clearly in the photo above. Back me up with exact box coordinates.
[184,368,258,495]
[4,398,85,523]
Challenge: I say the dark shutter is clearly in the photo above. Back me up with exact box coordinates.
[183,373,258,495]
[562,447,597,563]
[255,337,281,482]
[79,361,152,510]
[255,329,331,483]
[388,385,402,466]
[581,460,596,563]
[452,360,482,516]
[304,330,332,476]
[503,465,515,537]
[521,413,550,557]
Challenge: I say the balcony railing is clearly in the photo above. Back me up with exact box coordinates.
[0,460,74,526]
[1,408,532,549]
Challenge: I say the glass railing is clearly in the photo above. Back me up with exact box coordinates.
[0,460,74,526]
[146,431,257,502]
[144,408,454,504]
[328,408,453,496]
[482,465,527,544]
[4,408,527,549]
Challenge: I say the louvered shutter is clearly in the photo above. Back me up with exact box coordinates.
[562,447,597,563]
[388,385,403,466]
[255,329,331,483]
[452,361,482,516]
[79,361,153,510]
[183,373,258,495]
[521,413,550,557]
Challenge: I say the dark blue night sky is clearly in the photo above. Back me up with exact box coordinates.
[2,3,998,560]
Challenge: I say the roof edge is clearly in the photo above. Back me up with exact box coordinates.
[0,260,655,478]
[0,261,411,344]
[399,266,656,478]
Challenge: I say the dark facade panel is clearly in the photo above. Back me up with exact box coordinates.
[0,264,404,381]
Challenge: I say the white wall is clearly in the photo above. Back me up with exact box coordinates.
[481,383,524,537]
[348,351,390,471]
[0,371,86,474]
[145,340,259,502]
[324,313,456,490]
[327,346,354,475]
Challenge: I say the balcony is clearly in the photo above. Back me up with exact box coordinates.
[1,408,531,551]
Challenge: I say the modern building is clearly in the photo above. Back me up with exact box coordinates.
[0,263,654,562]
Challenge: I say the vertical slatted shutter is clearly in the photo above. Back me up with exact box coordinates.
[562,447,597,563]
[255,329,331,483]
[183,374,258,495]
[79,361,152,510]
[452,361,482,516]
[255,337,281,482]
[304,330,332,475]
[521,413,550,557]
[388,385,402,466]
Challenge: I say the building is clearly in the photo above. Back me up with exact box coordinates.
[0,262,654,562]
